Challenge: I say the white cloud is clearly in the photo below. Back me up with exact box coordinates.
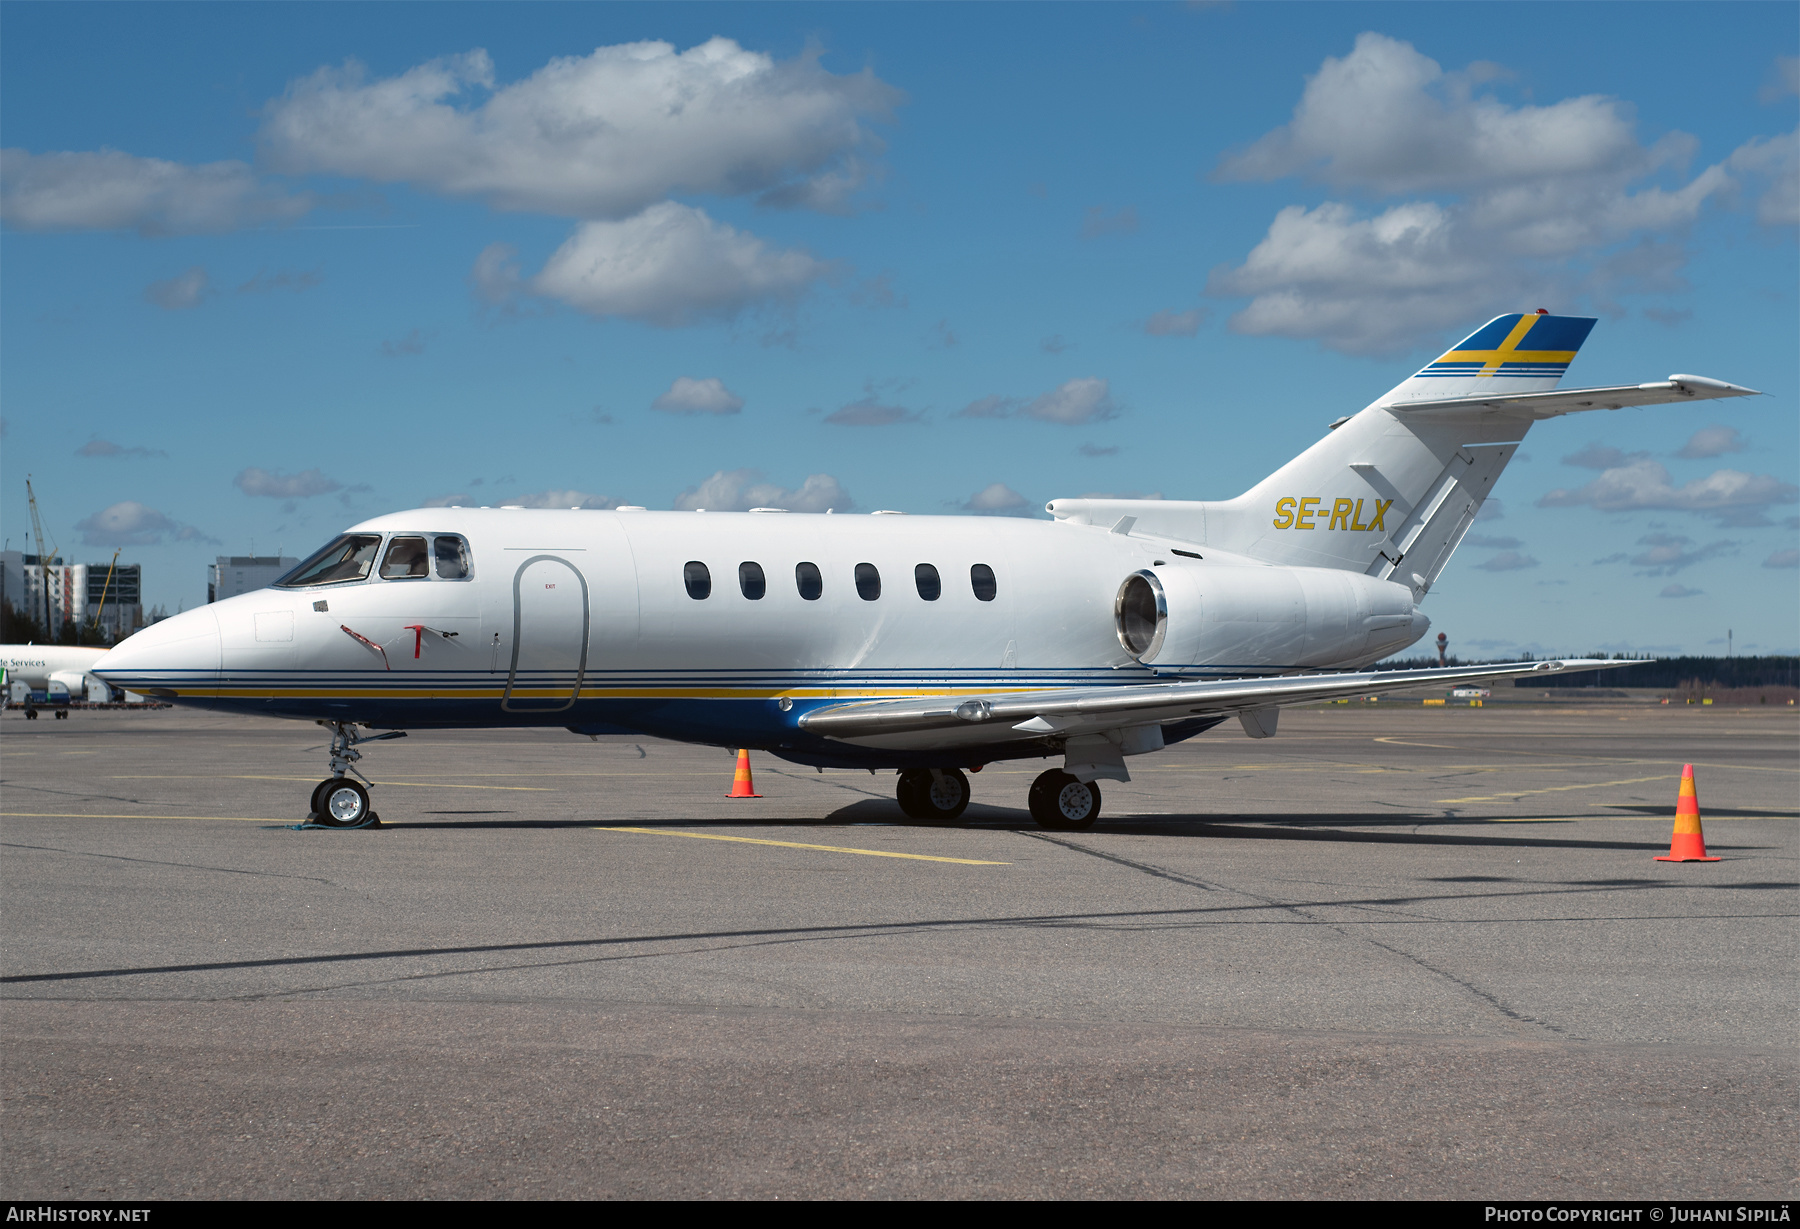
[1024,377,1117,425]
[76,438,165,459]
[495,202,831,326]
[953,378,1119,425]
[1659,583,1702,598]
[652,376,744,415]
[259,40,900,220]
[144,267,214,311]
[1143,308,1205,337]
[1079,443,1119,458]
[1216,34,1645,194]
[237,268,321,294]
[234,467,342,499]
[1764,548,1799,569]
[74,501,214,546]
[1538,458,1799,527]
[1205,34,1738,354]
[1676,425,1747,459]
[1562,443,1645,470]
[954,394,1018,419]
[382,329,426,357]
[1629,532,1737,576]
[962,483,1031,516]
[824,394,917,426]
[1080,205,1138,238]
[0,148,311,234]
[1727,129,1799,227]
[421,493,473,507]
[511,489,620,509]
[673,469,851,513]
[1474,550,1538,572]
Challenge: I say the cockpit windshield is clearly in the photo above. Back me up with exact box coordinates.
[276,535,383,587]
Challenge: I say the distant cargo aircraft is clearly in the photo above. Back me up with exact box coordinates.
[95,313,1755,828]
[1,644,110,716]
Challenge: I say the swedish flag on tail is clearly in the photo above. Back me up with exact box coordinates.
[1381,310,1597,405]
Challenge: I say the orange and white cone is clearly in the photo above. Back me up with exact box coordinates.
[1655,763,1719,862]
[726,748,762,798]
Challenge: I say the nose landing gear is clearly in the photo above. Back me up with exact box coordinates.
[308,722,407,828]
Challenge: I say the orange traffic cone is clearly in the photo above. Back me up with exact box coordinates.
[726,748,762,798]
[1655,764,1719,862]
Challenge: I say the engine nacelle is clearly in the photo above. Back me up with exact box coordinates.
[48,669,96,702]
[1114,564,1426,670]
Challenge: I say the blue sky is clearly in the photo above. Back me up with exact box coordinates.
[3,2,1795,654]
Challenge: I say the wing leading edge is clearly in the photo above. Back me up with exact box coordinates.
[798,659,1637,747]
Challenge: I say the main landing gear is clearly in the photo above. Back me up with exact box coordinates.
[896,767,971,822]
[308,721,407,828]
[893,765,1104,830]
[1027,770,1101,831]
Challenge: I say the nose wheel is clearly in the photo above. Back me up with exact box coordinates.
[311,778,374,827]
[897,767,971,822]
[307,722,405,828]
[1028,770,1101,830]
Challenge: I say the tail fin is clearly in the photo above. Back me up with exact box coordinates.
[1046,312,1600,598]
[1380,311,1596,406]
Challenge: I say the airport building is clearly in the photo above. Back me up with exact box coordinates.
[208,555,299,603]
[0,550,144,642]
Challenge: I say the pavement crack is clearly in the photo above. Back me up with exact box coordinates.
[0,841,340,887]
[1019,831,1217,891]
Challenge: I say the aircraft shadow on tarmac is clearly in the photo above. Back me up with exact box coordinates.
[353,798,1785,854]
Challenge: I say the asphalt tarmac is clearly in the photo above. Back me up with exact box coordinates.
[2,703,1794,1199]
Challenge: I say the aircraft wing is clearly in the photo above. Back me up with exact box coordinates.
[1385,374,1758,419]
[798,658,1637,745]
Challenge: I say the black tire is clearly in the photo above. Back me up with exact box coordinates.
[314,778,372,827]
[309,778,337,820]
[896,769,931,818]
[920,768,970,822]
[1028,770,1101,830]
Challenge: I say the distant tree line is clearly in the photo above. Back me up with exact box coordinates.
[0,597,166,647]
[1377,650,1797,690]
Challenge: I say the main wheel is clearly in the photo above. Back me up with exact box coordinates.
[315,778,373,827]
[896,768,971,822]
[1028,770,1101,830]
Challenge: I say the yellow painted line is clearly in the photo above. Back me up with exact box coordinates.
[597,825,1008,865]
[1437,774,1677,804]
[3,812,285,823]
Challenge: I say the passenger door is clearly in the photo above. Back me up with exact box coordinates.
[503,555,589,712]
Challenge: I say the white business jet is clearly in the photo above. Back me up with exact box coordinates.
[94,313,1756,829]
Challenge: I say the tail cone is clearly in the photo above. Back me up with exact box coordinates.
[1655,764,1719,862]
[726,748,762,799]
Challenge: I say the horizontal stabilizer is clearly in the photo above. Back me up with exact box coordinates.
[1387,374,1759,419]
[799,658,1638,746]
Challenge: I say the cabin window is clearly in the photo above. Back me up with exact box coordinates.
[684,561,711,600]
[739,562,766,600]
[379,536,429,580]
[434,536,471,579]
[971,563,997,601]
[855,563,881,601]
[276,534,382,587]
[914,563,941,601]
[795,562,822,601]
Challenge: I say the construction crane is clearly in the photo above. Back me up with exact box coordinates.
[88,548,121,643]
[25,475,57,642]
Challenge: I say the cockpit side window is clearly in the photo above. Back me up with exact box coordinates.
[380,536,430,579]
[434,536,472,580]
[276,535,383,587]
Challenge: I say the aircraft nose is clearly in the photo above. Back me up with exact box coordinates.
[94,606,221,702]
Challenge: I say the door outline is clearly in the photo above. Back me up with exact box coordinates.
[502,555,590,712]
